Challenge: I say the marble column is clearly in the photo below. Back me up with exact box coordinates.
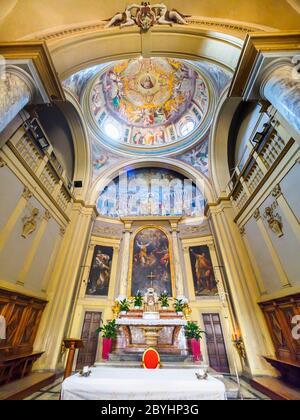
[170,222,185,297]
[261,64,300,134]
[0,66,35,133]
[119,221,132,297]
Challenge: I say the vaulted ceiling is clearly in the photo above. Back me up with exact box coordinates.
[0,0,299,41]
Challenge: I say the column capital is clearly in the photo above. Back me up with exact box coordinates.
[43,210,52,222]
[253,209,261,221]
[22,187,33,201]
[239,226,246,236]
[272,184,282,199]
[0,157,6,168]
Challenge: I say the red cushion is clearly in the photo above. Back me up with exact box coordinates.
[143,348,160,369]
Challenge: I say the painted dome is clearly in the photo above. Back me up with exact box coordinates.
[85,57,212,155]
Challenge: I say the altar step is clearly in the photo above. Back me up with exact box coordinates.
[109,353,190,363]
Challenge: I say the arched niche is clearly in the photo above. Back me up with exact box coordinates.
[56,90,91,201]
[88,158,215,208]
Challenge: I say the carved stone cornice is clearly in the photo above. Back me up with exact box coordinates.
[22,187,32,201]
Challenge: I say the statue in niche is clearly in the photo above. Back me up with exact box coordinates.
[264,206,284,238]
[22,208,39,239]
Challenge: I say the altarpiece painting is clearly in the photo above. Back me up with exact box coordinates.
[130,227,173,297]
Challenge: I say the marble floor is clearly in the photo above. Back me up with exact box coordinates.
[24,372,269,401]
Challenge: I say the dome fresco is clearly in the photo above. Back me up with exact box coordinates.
[86,57,211,153]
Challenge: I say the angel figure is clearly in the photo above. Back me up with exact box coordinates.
[153,4,189,26]
[105,5,136,28]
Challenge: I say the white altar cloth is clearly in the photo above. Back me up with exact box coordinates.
[116,318,187,326]
[61,367,226,400]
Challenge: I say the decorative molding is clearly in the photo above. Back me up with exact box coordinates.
[22,187,33,201]
[239,226,246,236]
[21,208,39,239]
[0,42,66,101]
[228,31,300,98]
[59,227,66,236]
[253,209,261,221]
[0,157,6,168]
[263,204,284,238]
[105,3,189,31]
[272,184,282,199]
[43,210,52,222]
[30,17,269,43]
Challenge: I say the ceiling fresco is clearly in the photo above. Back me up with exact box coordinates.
[63,58,232,183]
[86,57,210,152]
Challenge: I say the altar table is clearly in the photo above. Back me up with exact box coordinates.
[61,367,227,400]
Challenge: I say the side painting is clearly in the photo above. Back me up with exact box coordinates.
[86,245,114,296]
[131,228,173,297]
[189,245,218,297]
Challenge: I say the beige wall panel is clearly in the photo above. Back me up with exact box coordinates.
[0,196,44,284]
[281,163,300,223]
[0,166,23,230]
[25,218,60,292]
[245,217,282,294]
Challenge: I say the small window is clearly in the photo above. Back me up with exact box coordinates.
[104,121,121,140]
[180,119,195,137]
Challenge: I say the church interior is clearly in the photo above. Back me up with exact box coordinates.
[0,0,299,401]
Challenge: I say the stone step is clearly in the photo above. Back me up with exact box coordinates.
[109,353,191,363]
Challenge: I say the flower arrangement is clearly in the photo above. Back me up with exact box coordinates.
[133,291,143,309]
[159,291,170,308]
[96,319,117,339]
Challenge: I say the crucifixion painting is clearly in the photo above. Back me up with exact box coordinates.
[130,227,173,296]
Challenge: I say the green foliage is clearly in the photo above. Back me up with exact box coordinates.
[119,298,131,312]
[173,298,185,313]
[185,321,205,340]
[133,291,143,308]
[96,319,117,339]
[159,292,170,308]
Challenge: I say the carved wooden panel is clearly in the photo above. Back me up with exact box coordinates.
[0,289,47,356]
[260,293,300,363]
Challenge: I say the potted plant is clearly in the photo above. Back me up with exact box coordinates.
[185,321,205,362]
[133,291,143,310]
[116,296,131,315]
[173,298,185,315]
[159,291,170,310]
[96,319,117,361]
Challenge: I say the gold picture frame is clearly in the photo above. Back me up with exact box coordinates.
[127,225,176,298]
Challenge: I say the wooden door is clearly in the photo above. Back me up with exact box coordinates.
[76,312,102,370]
[203,313,230,373]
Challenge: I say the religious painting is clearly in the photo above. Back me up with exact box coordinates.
[86,245,114,296]
[189,245,218,297]
[89,57,210,148]
[130,228,173,297]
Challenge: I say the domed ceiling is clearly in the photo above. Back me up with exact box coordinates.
[82,57,214,156]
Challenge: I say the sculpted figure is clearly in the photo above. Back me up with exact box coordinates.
[22,208,39,239]
[105,5,136,28]
[153,3,188,25]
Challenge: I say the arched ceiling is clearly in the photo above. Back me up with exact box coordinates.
[0,0,299,41]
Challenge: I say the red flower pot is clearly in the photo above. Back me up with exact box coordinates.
[102,338,113,361]
[189,338,202,362]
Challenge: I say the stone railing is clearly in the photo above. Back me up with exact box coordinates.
[227,120,294,218]
[7,124,74,219]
